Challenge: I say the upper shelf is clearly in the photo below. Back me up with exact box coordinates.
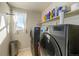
[65,9,79,18]
[40,9,79,24]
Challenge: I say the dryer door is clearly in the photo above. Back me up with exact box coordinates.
[40,32,62,56]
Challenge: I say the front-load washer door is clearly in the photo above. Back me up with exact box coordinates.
[40,32,62,56]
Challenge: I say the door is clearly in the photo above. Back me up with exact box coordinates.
[40,32,62,56]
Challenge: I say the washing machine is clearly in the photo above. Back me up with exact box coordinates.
[40,24,79,56]
[30,27,40,56]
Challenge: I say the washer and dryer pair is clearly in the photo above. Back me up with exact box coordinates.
[40,24,79,56]
[30,24,79,56]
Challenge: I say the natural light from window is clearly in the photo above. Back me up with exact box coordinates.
[13,12,26,31]
[0,16,6,29]
[0,15,7,44]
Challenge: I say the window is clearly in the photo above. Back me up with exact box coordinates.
[0,16,6,29]
[0,28,7,44]
[13,12,26,31]
[0,15,7,44]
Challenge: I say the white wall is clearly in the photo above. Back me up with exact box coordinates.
[0,2,10,56]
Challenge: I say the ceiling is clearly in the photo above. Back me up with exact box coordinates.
[8,2,51,12]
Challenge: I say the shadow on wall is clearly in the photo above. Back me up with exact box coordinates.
[0,34,10,56]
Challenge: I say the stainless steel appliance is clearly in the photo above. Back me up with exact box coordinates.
[40,24,79,56]
[30,27,40,56]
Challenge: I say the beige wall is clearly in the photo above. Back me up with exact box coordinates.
[16,11,41,49]
[0,2,10,56]
[0,3,10,13]
[64,15,79,25]
[0,35,10,56]
[11,7,41,49]
[26,11,41,49]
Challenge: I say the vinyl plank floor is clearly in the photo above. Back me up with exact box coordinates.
[17,49,32,56]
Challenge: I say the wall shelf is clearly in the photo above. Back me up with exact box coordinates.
[40,16,60,24]
[40,9,79,25]
[65,9,79,18]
